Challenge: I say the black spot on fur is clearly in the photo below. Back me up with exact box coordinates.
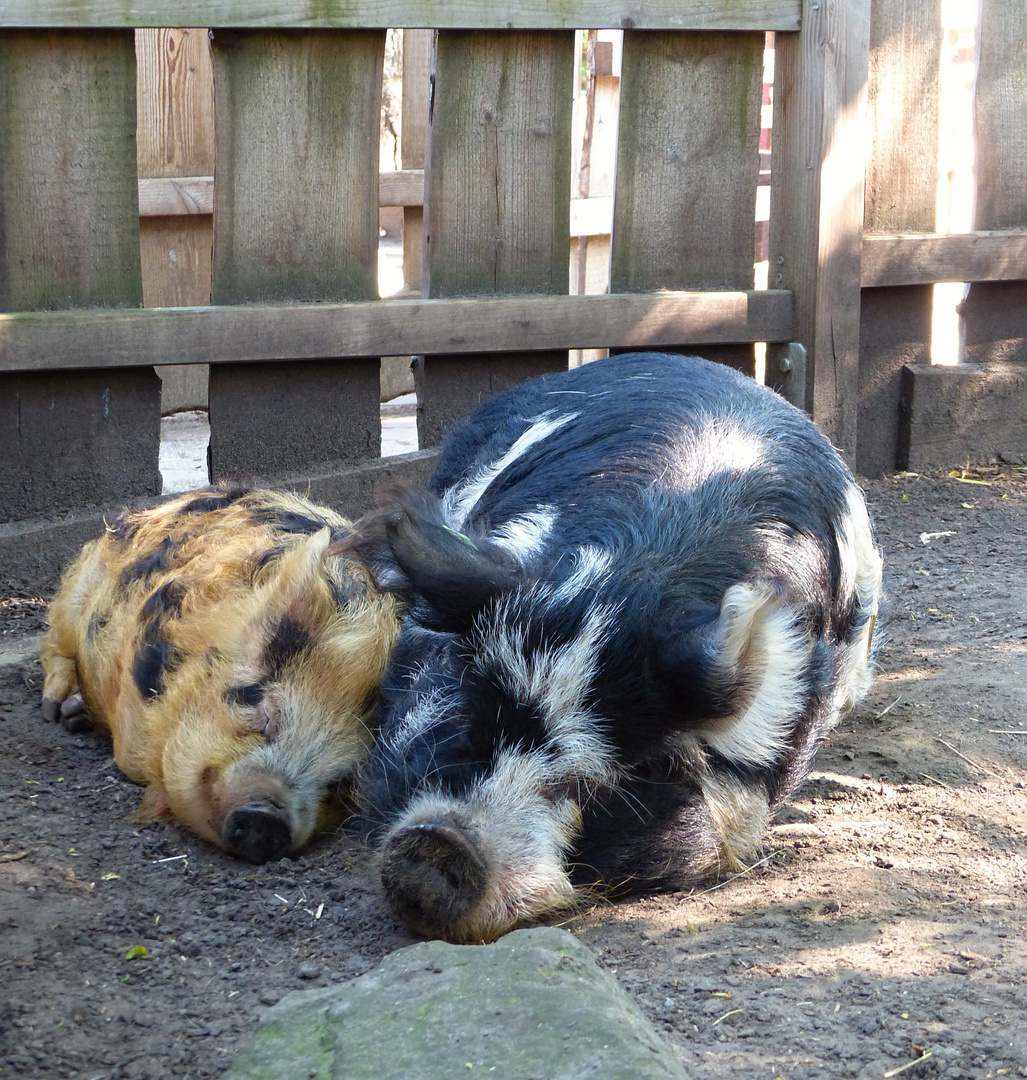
[265,615,312,678]
[179,484,251,516]
[108,512,140,543]
[119,537,179,588]
[131,581,186,701]
[225,683,266,709]
[133,625,178,701]
[249,506,332,535]
[254,544,287,574]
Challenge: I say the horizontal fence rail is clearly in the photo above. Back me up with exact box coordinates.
[0,291,794,373]
[1,2,802,31]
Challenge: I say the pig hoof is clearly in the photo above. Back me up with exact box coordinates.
[381,822,488,939]
[59,693,91,733]
[41,698,60,723]
[222,804,293,863]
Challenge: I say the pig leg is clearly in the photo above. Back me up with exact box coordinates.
[40,649,91,732]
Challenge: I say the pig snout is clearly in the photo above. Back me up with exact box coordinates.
[381,821,488,939]
[222,802,293,863]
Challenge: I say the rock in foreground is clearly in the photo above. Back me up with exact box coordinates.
[226,926,689,1080]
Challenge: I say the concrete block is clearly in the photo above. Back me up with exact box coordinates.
[899,361,1027,471]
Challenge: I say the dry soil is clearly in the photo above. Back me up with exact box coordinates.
[2,469,1026,1080]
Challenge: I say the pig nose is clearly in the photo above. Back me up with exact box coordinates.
[222,803,293,863]
[381,821,488,939]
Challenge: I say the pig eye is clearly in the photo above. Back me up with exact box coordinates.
[225,683,265,709]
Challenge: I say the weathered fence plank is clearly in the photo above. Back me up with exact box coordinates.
[1,2,802,32]
[207,29,385,480]
[857,0,942,476]
[0,292,794,373]
[861,232,1027,287]
[611,29,764,374]
[401,30,432,296]
[767,0,871,460]
[417,30,574,447]
[0,30,160,524]
[962,1,1027,365]
[137,26,214,412]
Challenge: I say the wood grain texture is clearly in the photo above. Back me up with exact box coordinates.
[210,29,384,304]
[136,27,214,412]
[962,1,1027,365]
[611,29,763,373]
[401,29,432,293]
[861,231,1027,287]
[858,0,942,476]
[208,29,385,479]
[136,28,214,178]
[0,29,160,521]
[419,30,575,446]
[0,30,143,311]
[766,0,871,460]
[1,291,795,372]
[2,1,802,31]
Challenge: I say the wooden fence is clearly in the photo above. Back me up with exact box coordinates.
[1,0,1025,591]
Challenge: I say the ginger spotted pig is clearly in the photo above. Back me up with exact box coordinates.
[41,484,400,862]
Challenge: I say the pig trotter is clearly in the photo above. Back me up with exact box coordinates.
[381,822,488,939]
[58,693,91,733]
[222,803,293,863]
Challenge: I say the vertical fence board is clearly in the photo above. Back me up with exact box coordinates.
[417,30,574,448]
[962,2,1027,365]
[137,27,215,414]
[858,0,942,476]
[402,28,432,295]
[767,0,871,459]
[208,29,385,480]
[0,30,160,523]
[611,30,763,375]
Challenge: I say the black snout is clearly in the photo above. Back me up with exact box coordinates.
[381,821,488,939]
[222,803,293,863]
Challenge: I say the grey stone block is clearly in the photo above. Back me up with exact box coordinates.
[226,927,690,1080]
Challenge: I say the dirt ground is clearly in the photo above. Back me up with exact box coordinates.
[2,469,1026,1080]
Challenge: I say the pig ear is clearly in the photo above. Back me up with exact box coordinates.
[344,484,522,632]
[233,528,338,675]
[651,583,813,768]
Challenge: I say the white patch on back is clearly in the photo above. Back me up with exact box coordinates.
[696,582,812,768]
[442,411,580,528]
[551,546,613,604]
[488,505,558,563]
[661,414,766,491]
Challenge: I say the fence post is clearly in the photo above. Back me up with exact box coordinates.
[767,0,871,460]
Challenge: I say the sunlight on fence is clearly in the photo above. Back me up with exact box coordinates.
[932,0,978,365]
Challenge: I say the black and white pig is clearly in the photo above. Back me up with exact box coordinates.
[346,352,882,942]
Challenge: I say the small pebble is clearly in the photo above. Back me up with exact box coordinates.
[298,961,321,980]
